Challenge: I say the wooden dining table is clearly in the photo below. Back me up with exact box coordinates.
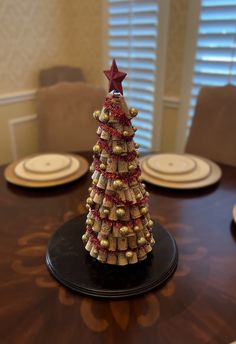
[0,152,236,344]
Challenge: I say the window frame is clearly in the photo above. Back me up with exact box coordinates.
[102,0,170,151]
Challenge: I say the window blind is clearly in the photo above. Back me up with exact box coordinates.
[107,0,159,150]
[188,0,236,129]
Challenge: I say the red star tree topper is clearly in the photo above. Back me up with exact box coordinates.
[104,59,127,94]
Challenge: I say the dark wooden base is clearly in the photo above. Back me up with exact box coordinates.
[46,214,178,299]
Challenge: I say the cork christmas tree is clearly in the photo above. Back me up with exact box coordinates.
[82,59,155,265]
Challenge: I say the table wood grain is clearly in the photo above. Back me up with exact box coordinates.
[0,152,235,344]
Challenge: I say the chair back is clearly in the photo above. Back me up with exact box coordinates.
[36,82,105,152]
[185,84,236,166]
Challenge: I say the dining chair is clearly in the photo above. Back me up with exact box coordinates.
[39,65,84,87]
[36,82,105,152]
[185,84,236,167]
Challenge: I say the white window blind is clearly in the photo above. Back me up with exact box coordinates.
[107,0,159,150]
[188,0,236,130]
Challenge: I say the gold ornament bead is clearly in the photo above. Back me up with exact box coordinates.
[82,234,88,242]
[148,220,154,227]
[100,163,106,170]
[138,237,146,246]
[135,143,140,149]
[125,251,133,258]
[140,206,148,215]
[93,144,101,154]
[141,183,146,188]
[146,233,151,238]
[100,239,109,248]
[119,226,129,235]
[151,238,155,245]
[136,193,142,200]
[116,208,125,218]
[134,225,140,232]
[138,176,143,182]
[88,187,92,192]
[113,179,123,190]
[101,113,109,122]
[93,110,100,119]
[123,130,129,137]
[129,107,138,117]
[86,218,93,226]
[93,248,98,256]
[103,208,110,215]
[133,127,138,132]
[146,192,149,197]
[128,164,135,171]
[86,197,93,206]
[113,145,123,155]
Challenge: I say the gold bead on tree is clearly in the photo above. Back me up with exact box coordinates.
[148,220,154,227]
[128,164,135,171]
[93,110,100,119]
[135,143,140,149]
[129,107,138,118]
[101,113,109,122]
[136,193,142,200]
[93,144,101,154]
[138,175,143,182]
[86,218,94,226]
[88,187,92,192]
[125,251,133,258]
[123,130,129,137]
[100,239,109,248]
[116,208,125,218]
[86,197,94,206]
[100,163,106,170]
[113,179,123,190]
[113,145,123,155]
[82,234,88,242]
[90,164,95,172]
[140,206,148,215]
[133,127,138,132]
[138,237,146,246]
[119,226,129,235]
[103,208,110,215]
[151,238,155,245]
[146,233,151,238]
[134,225,140,232]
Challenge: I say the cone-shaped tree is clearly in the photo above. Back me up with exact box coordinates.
[82,60,155,265]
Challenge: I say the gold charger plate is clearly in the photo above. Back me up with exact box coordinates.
[140,155,222,189]
[4,154,89,188]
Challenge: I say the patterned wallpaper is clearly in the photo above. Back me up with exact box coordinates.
[0,0,103,94]
[164,0,189,97]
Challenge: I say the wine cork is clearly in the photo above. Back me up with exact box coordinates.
[97,250,107,263]
[145,244,152,253]
[128,236,137,249]
[118,253,128,266]
[130,205,141,219]
[106,179,114,191]
[118,160,129,173]
[90,246,99,258]
[97,175,107,189]
[97,126,102,135]
[85,238,93,252]
[128,251,138,264]
[107,158,118,173]
[107,253,117,265]
[108,235,117,251]
[93,192,103,205]
[138,247,147,260]
[127,141,135,152]
[118,237,128,250]
[108,206,118,221]
[92,219,101,232]
[101,130,110,140]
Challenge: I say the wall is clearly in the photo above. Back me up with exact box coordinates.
[0,0,103,164]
